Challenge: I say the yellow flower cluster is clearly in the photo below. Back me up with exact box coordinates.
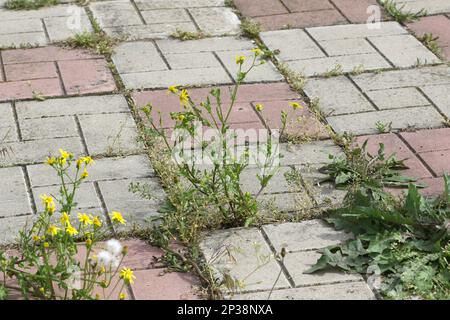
[40,194,56,215]
[289,102,303,110]
[235,55,246,65]
[119,267,136,284]
[46,149,74,166]
[110,211,126,225]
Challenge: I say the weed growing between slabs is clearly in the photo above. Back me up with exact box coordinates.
[64,18,120,55]
[378,0,427,23]
[0,151,135,300]
[308,140,450,299]
[131,51,303,297]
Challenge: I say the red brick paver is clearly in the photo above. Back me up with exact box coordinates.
[0,46,116,101]
[407,15,450,60]
[133,83,329,140]
[234,0,387,30]
[357,128,450,197]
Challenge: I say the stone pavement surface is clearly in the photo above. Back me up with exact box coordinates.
[261,22,441,76]
[407,15,450,60]
[113,37,282,89]
[304,66,450,135]
[234,0,387,30]
[1,0,450,300]
[200,219,376,299]
[0,4,92,48]
[391,0,450,15]
[0,46,116,101]
[90,0,240,40]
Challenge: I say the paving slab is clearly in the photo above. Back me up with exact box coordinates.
[391,0,450,15]
[232,281,376,300]
[90,0,240,40]
[234,0,386,30]
[200,228,290,292]
[0,46,116,101]
[303,65,450,135]
[283,250,363,286]
[262,220,352,253]
[2,95,138,166]
[260,22,441,76]
[114,38,282,89]
[201,220,376,299]
[357,129,450,197]
[0,4,92,48]
[407,15,450,60]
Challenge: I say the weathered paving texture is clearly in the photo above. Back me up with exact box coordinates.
[113,37,283,89]
[90,0,240,40]
[200,220,376,299]
[260,22,441,76]
[233,0,388,30]
[357,129,450,197]
[304,65,450,135]
[0,4,92,48]
[242,141,348,214]
[391,0,450,15]
[0,95,165,244]
[407,15,450,60]
[0,46,116,101]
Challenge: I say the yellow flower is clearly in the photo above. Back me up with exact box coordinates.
[93,216,102,228]
[60,212,70,225]
[40,194,56,215]
[99,266,106,274]
[66,223,78,236]
[82,156,94,165]
[235,55,246,65]
[86,238,93,247]
[289,102,303,110]
[81,168,89,179]
[110,211,126,225]
[40,194,54,206]
[32,235,40,242]
[255,103,264,112]
[120,267,136,284]
[46,157,56,166]
[77,213,92,226]
[251,48,263,57]
[177,114,185,121]
[168,85,179,94]
[179,89,189,106]
[95,294,101,300]
[43,242,50,248]
[119,293,126,300]
[59,148,71,160]
[47,225,60,237]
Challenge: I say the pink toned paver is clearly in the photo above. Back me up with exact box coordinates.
[407,15,450,60]
[357,128,450,197]
[0,46,116,101]
[3,239,201,300]
[132,83,329,140]
[233,0,388,30]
